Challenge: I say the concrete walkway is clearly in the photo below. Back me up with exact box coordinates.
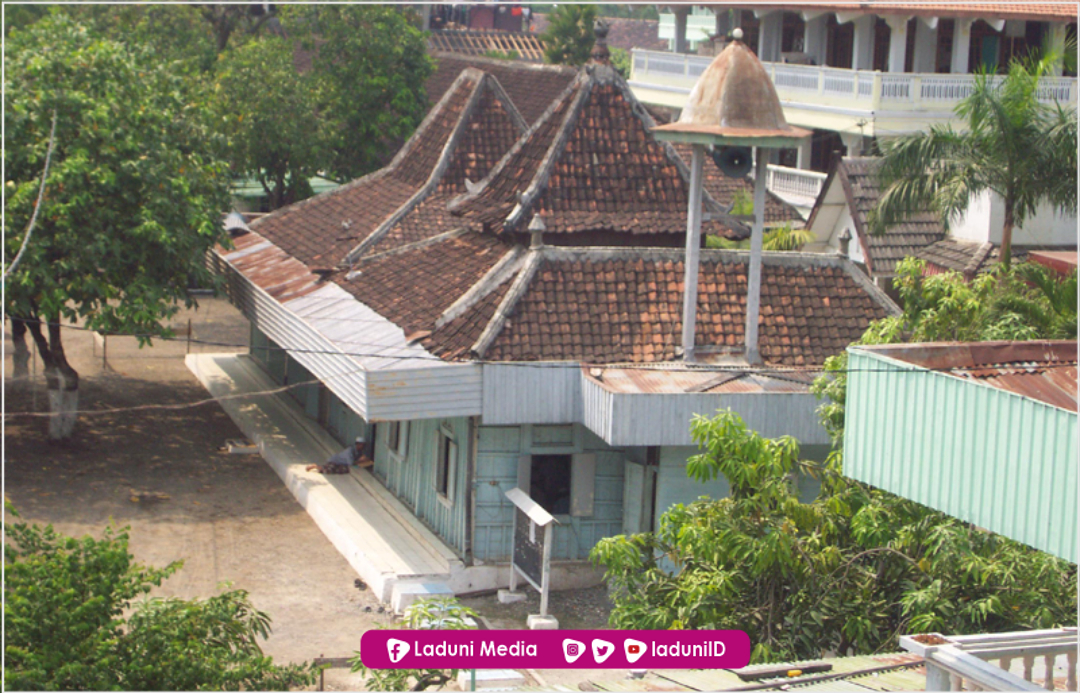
[186,353,461,603]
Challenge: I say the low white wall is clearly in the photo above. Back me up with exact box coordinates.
[950,190,1077,246]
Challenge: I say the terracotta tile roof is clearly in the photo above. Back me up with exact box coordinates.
[248,71,481,268]
[247,171,419,270]
[428,29,546,62]
[532,14,668,52]
[672,143,804,228]
[815,157,947,277]
[918,239,1079,277]
[450,66,748,239]
[918,238,999,276]
[338,231,511,337]
[422,279,513,361]
[250,68,528,268]
[752,3,1077,22]
[439,83,527,194]
[481,249,893,366]
[364,75,528,255]
[427,53,577,127]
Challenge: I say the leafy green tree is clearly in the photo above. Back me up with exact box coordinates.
[481,49,521,61]
[199,3,280,53]
[4,16,231,439]
[706,224,814,251]
[351,597,478,691]
[590,411,1077,664]
[594,257,1077,662]
[610,47,632,78]
[214,37,324,210]
[3,3,50,34]
[4,506,317,690]
[869,53,1078,270]
[288,4,433,181]
[540,5,598,67]
[63,4,220,73]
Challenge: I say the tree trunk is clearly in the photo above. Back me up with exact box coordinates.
[11,317,30,378]
[1001,198,1015,271]
[25,317,79,440]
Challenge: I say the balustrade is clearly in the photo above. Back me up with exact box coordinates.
[630,49,1078,111]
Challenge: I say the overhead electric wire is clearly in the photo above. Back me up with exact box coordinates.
[4,318,1073,421]
[7,316,1075,375]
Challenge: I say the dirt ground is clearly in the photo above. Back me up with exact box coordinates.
[3,297,636,691]
[4,298,377,690]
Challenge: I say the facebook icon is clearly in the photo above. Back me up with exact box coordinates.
[386,638,410,664]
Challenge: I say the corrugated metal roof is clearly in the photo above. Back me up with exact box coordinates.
[586,364,818,394]
[220,230,446,373]
[858,341,1077,412]
[619,653,926,692]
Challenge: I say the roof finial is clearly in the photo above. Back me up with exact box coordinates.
[731,27,744,42]
[591,19,610,64]
[528,214,546,249]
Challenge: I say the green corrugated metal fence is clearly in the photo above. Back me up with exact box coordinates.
[845,348,1077,563]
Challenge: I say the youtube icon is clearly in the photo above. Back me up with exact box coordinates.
[623,638,646,664]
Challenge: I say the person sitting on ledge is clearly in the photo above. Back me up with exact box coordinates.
[306,437,372,474]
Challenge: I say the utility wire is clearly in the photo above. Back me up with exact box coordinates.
[9,316,1075,375]
[4,362,370,419]
[5,333,1073,422]
[5,110,59,281]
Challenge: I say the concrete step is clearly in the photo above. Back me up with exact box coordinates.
[391,581,456,614]
[186,353,455,603]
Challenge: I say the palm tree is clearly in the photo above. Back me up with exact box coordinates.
[868,52,1077,270]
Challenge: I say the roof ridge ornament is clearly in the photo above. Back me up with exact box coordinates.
[590,19,611,64]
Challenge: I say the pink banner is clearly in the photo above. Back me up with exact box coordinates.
[362,630,751,669]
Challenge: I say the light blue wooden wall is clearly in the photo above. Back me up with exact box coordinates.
[286,358,319,420]
[473,424,626,561]
[250,326,367,449]
[373,417,471,556]
[654,446,731,531]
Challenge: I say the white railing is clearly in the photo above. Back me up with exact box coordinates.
[765,164,827,202]
[630,49,1079,112]
[900,628,1079,692]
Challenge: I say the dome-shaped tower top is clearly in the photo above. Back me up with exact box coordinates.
[653,37,809,144]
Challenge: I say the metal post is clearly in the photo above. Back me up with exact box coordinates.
[744,151,767,365]
[680,145,705,362]
[509,510,519,592]
[539,522,554,617]
[186,318,192,354]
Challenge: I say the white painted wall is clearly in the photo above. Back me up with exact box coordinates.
[807,194,864,265]
[950,190,1078,246]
